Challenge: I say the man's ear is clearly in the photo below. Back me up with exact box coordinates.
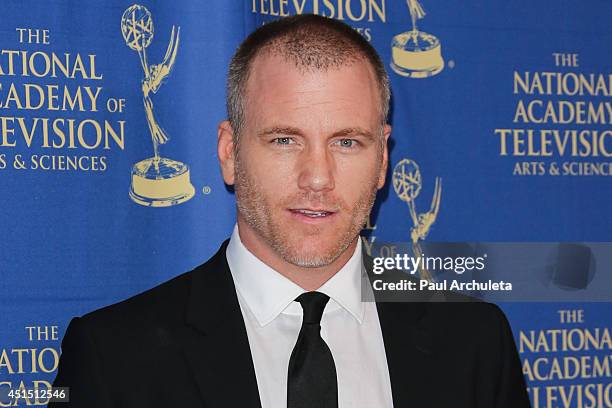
[217,120,236,185]
[377,124,392,189]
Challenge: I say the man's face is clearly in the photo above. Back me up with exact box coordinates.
[227,53,390,267]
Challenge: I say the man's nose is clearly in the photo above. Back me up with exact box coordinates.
[297,144,335,192]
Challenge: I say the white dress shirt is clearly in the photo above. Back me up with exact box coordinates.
[226,225,394,408]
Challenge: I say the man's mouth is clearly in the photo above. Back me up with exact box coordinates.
[290,209,335,218]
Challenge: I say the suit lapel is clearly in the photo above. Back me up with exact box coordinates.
[363,254,434,407]
[180,240,262,407]
[376,301,435,407]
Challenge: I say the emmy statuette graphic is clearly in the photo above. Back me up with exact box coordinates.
[391,0,444,78]
[392,159,442,281]
[121,4,195,207]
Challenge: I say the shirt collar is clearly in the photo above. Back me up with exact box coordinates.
[226,225,365,327]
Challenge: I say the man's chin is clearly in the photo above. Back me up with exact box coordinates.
[283,252,338,268]
[277,237,351,268]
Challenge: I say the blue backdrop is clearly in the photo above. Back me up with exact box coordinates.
[0,1,610,407]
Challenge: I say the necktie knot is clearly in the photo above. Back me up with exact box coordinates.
[295,291,329,325]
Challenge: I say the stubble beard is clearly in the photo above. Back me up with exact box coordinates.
[234,156,380,268]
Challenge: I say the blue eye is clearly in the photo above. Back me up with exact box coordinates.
[337,139,355,148]
[274,137,293,145]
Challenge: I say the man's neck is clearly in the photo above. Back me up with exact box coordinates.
[236,218,357,291]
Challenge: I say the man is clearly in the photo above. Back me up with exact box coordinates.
[51,14,530,408]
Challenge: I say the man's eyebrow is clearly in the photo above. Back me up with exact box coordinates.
[332,127,375,140]
[258,126,304,137]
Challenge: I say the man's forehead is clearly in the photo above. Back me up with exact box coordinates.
[245,52,378,106]
[243,54,379,129]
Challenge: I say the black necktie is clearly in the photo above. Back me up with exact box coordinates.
[287,291,338,408]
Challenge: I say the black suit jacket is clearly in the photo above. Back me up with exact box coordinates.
[51,240,530,407]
